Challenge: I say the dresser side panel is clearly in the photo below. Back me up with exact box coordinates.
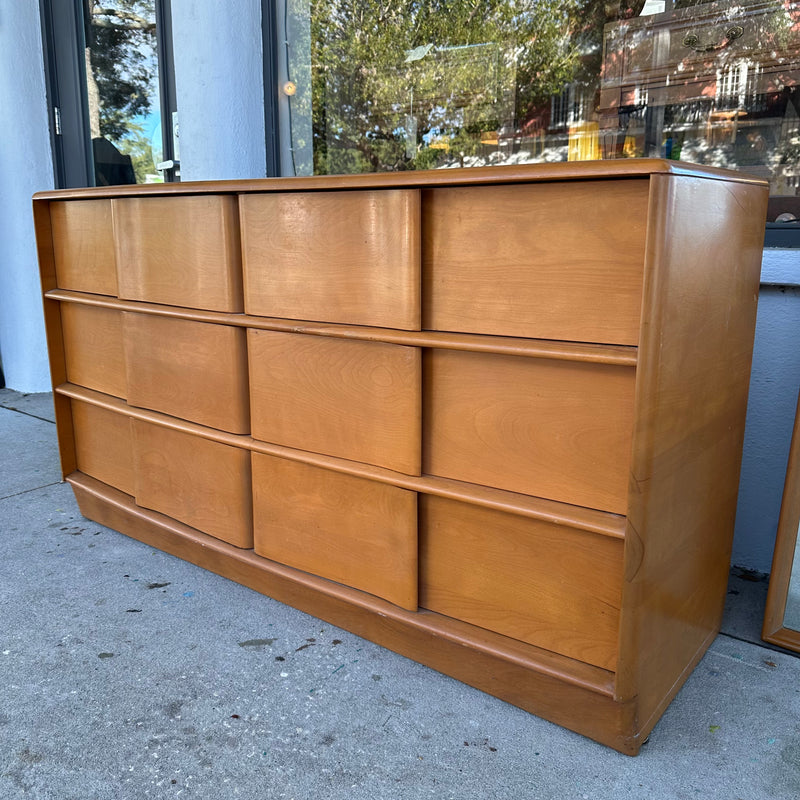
[618,175,767,721]
[34,199,77,477]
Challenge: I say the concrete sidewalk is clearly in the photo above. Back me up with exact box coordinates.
[1,389,799,799]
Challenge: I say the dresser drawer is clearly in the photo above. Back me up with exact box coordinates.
[50,200,117,296]
[61,303,126,399]
[114,196,242,312]
[241,190,420,329]
[422,181,648,345]
[124,313,250,433]
[72,401,134,495]
[423,350,635,514]
[132,420,253,548]
[252,454,417,611]
[419,495,623,671]
[248,330,420,475]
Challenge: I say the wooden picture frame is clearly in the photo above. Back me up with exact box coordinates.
[763,390,800,652]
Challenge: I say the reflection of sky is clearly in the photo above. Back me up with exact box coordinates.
[120,112,162,166]
[130,113,160,140]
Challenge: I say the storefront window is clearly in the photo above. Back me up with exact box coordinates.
[277,0,800,195]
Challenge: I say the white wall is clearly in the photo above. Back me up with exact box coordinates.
[0,2,55,391]
[733,249,800,572]
[170,0,266,181]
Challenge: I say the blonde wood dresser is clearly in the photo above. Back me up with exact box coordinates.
[34,160,768,754]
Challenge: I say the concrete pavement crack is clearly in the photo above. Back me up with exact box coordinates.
[0,405,56,425]
[0,480,64,502]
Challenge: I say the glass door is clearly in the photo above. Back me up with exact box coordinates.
[41,0,178,188]
[83,0,178,185]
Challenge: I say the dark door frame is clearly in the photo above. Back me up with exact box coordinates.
[39,0,179,189]
[261,0,281,177]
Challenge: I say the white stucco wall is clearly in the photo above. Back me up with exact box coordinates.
[732,249,800,572]
[0,2,55,392]
[170,0,267,181]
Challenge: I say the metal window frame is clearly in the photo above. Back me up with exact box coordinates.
[766,197,800,248]
[155,0,179,181]
[39,0,94,188]
[261,0,282,177]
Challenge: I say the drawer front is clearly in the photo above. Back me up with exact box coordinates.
[61,304,126,399]
[422,180,648,345]
[248,331,420,475]
[252,454,417,611]
[114,196,242,312]
[72,401,134,495]
[133,420,253,548]
[241,190,420,329]
[424,350,635,514]
[125,313,250,433]
[419,495,623,671]
[50,200,117,296]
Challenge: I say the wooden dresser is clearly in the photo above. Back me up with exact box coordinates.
[34,160,768,754]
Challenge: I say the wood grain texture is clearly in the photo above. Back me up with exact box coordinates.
[45,290,638,366]
[422,181,648,345]
[50,200,117,296]
[252,454,417,610]
[124,312,250,433]
[420,495,623,671]
[57,378,626,541]
[132,419,253,548]
[33,200,77,478]
[424,349,635,514]
[248,330,420,474]
[241,190,420,329]
[114,195,243,312]
[61,303,126,399]
[616,175,767,728]
[71,400,135,495]
[70,470,643,753]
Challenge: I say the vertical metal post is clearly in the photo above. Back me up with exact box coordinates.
[262,0,282,176]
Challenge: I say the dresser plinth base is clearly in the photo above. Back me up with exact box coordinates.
[67,470,654,755]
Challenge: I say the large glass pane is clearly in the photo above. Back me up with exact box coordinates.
[83,0,163,185]
[279,0,800,193]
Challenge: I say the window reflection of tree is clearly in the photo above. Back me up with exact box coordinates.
[84,0,158,184]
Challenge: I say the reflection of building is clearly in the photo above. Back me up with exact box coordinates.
[598,0,800,178]
[550,83,594,129]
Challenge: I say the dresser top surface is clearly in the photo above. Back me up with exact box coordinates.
[33,158,768,202]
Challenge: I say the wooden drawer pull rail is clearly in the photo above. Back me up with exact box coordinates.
[57,382,626,541]
[45,290,637,367]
